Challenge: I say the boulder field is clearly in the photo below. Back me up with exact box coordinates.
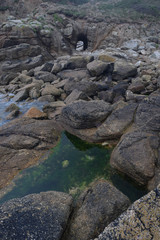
[0,1,160,239]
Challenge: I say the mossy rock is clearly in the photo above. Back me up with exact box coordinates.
[98,54,116,63]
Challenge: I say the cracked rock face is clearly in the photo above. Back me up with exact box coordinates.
[95,184,160,240]
[0,191,73,240]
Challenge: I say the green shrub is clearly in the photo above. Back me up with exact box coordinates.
[53,13,63,23]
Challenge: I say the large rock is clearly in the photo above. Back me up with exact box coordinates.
[65,180,130,240]
[66,55,94,69]
[58,69,89,81]
[110,131,156,185]
[135,95,160,131]
[87,60,113,77]
[1,55,44,73]
[96,102,137,140]
[0,43,41,61]
[0,118,60,189]
[64,79,100,97]
[34,71,57,83]
[95,184,160,240]
[0,73,18,85]
[60,100,112,129]
[150,50,160,60]
[112,61,137,81]
[41,85,62,97]
[0,191,73,240]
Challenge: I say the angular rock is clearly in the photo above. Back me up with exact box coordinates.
[39,62,54,72]
[1,55,44,73]
[87,60,113,77]
[43,101,66,119]
[96,185,160,240]
[5,103,19,112]
[34,71,57,83]
[65,180,130,240]
[12,89,29,102]
[112,61,137,81]
[6,109,20,120]
[0,118,60,188]
[135,95,160,131]
[110,131,156,185]
[125,90,146,102]
[0,43,41,61]
[151,50,160,60]
[24,107,47,119]
[29,87,41,99]
[41,85,62,97]
[98,90,114,103]
[64,89,89,105]
[0,73,18,85]
[0,191,73,240]
[60,100,112,129]
[66,55,94,69]
[1,134,40,150]
[96,102,137,140]
[64,79,100,97]
[98,54,116,63]
[38,95,55,102]
[128,80,145,93]
[58,69,89,81]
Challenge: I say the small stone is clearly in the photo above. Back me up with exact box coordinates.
[24,107,47,119]
[5,103,19,112]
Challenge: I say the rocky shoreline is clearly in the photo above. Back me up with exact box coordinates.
[0,0,160,239]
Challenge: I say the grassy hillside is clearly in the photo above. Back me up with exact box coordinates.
[98,0,160,19]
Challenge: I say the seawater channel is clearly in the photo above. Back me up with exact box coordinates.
[0,94,147,204]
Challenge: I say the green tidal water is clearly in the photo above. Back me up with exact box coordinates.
[0,132,147,204]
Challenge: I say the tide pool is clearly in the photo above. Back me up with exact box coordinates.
[0,132,147,204]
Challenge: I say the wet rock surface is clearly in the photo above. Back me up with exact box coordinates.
[0,191,73,240]
[0,117,61,189]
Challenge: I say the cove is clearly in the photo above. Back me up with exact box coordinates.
[0,132,147,204]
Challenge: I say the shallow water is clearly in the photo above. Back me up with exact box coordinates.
[0,94,46,126]
[0,132,147,204]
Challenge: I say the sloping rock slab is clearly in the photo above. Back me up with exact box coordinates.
[0,118,61,189]
[0,191,73,240]
[65,180,130,240]
[1,55,43,73]
[110,131,157,185]
[95,184,160,240]
[60,100,112,129]
[96,102,137,140]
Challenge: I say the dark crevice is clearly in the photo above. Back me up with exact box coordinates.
[76,33,88,50]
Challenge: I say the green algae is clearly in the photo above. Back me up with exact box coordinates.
[0,132,147,204]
